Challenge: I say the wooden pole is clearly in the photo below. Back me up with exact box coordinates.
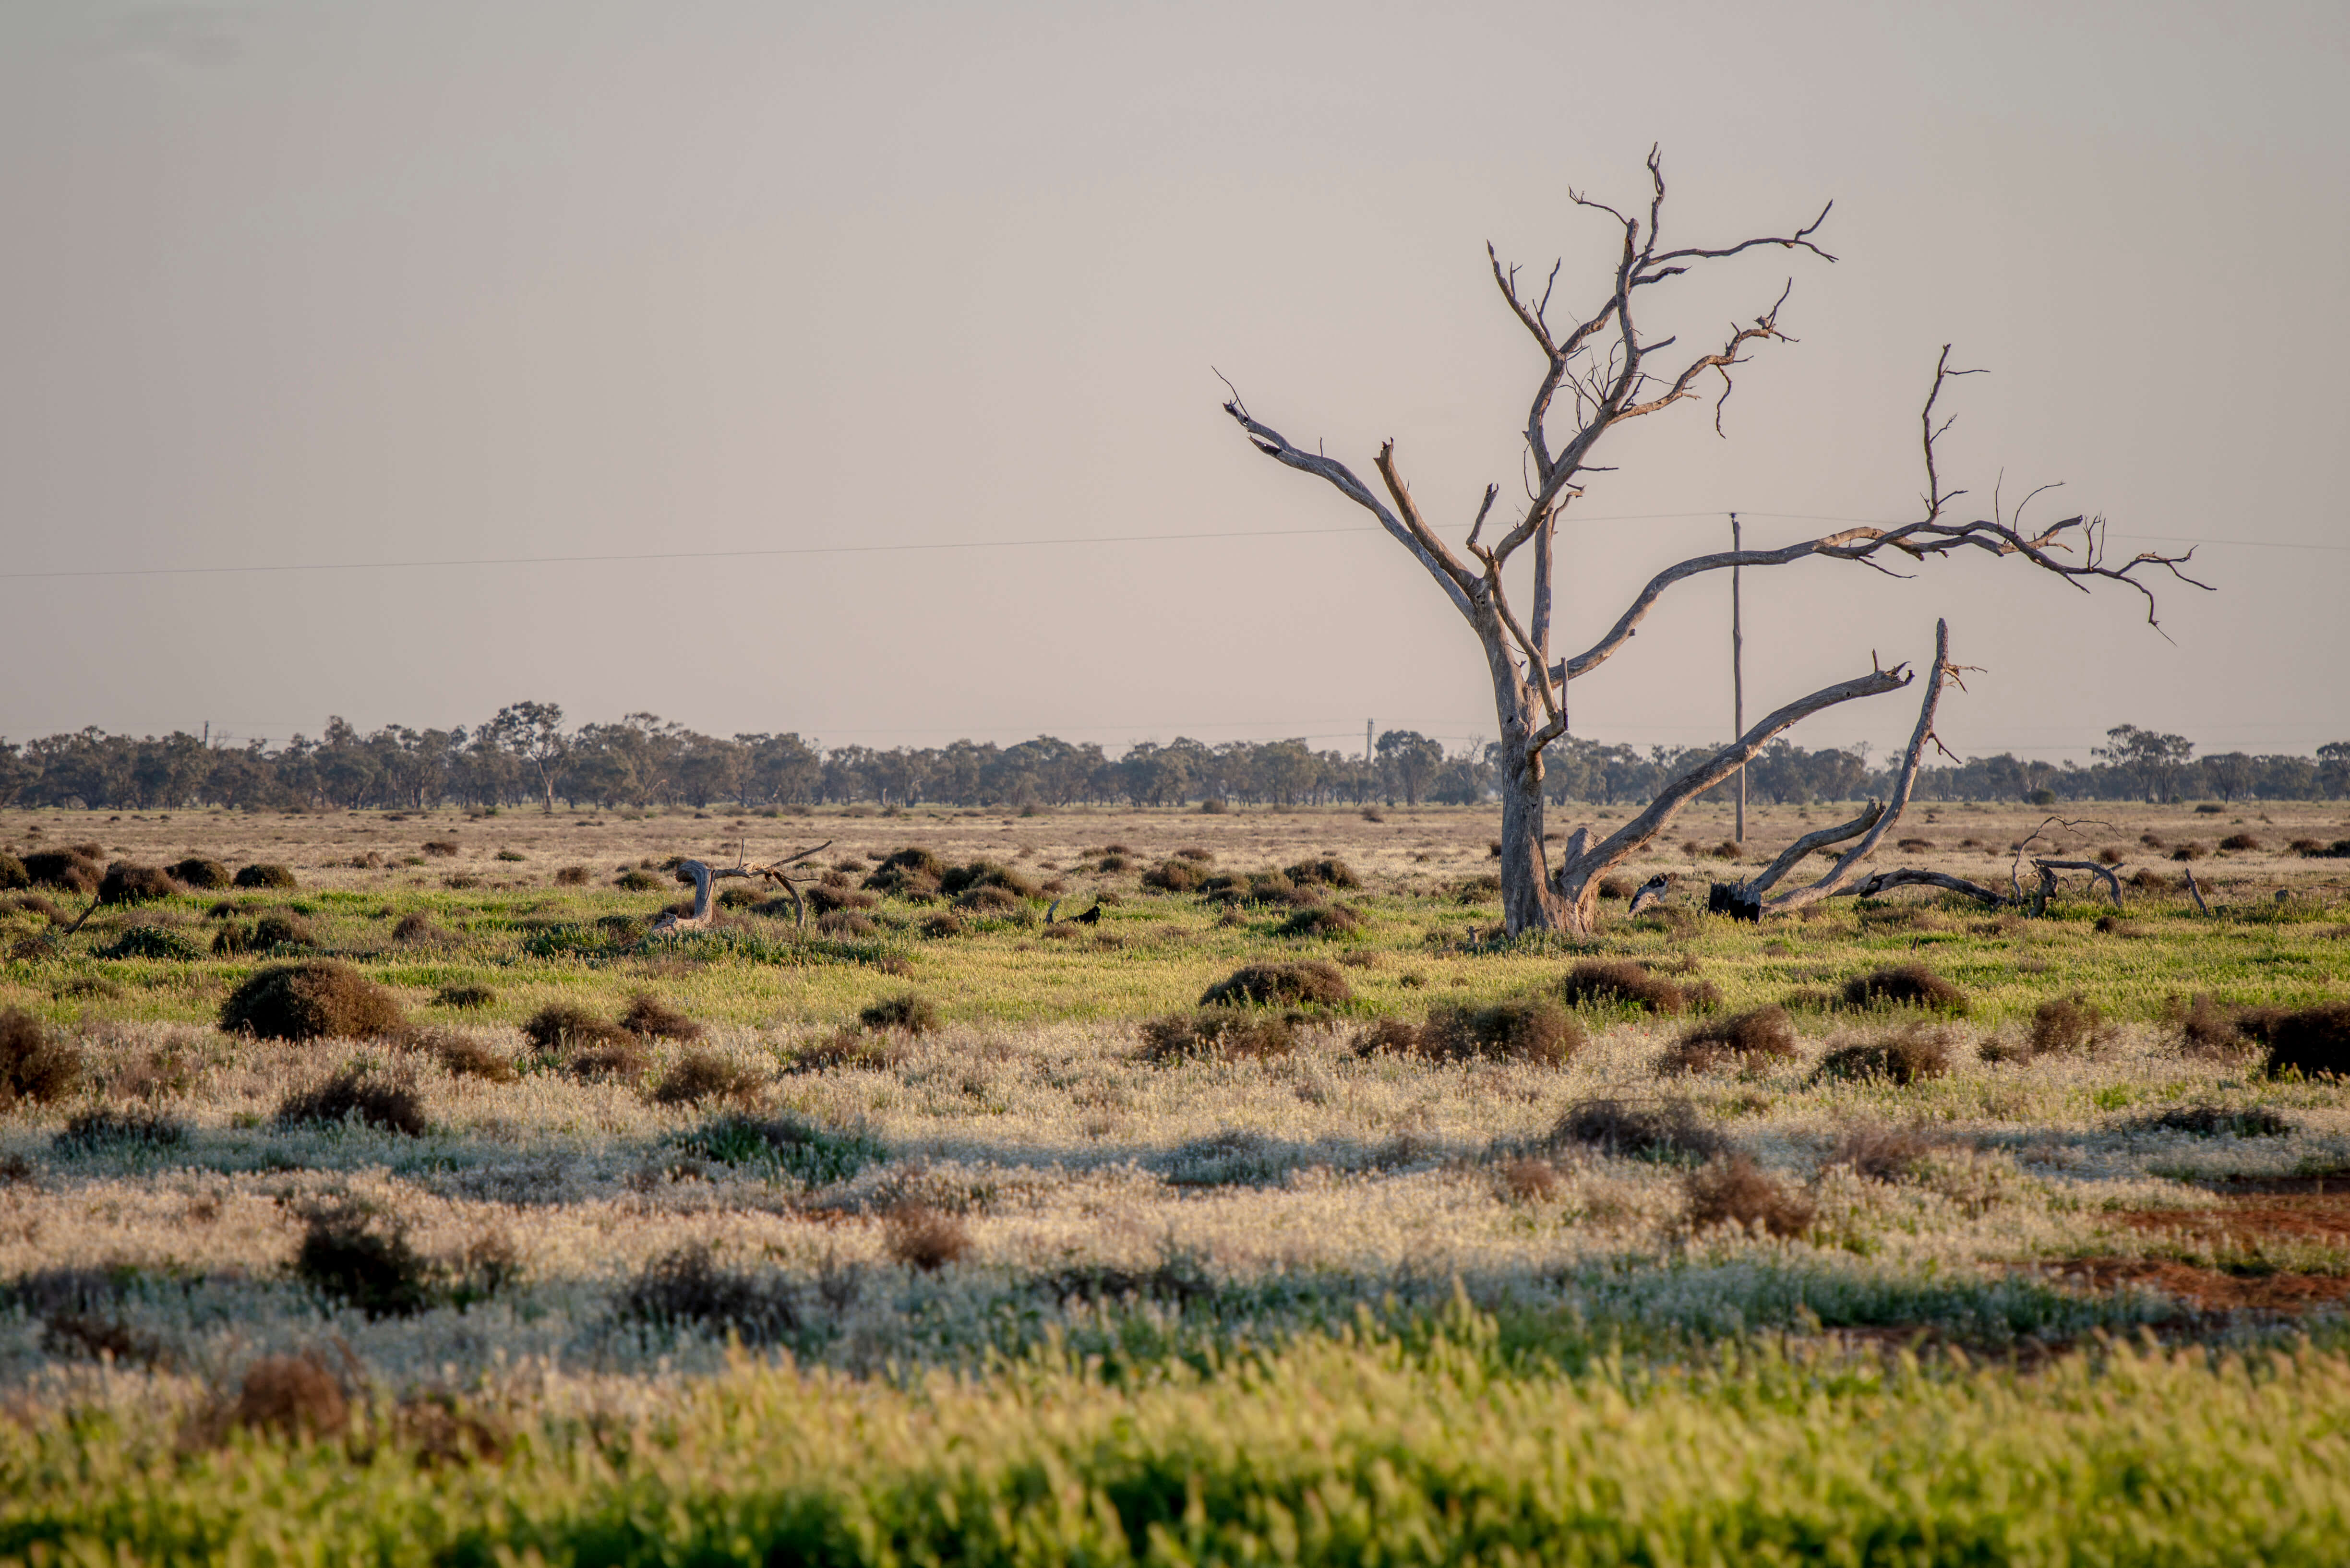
[1731,513,1745,843]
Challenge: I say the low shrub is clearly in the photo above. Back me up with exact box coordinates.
[1284,857,1361,889]
[2095,915,2148,937]
[614,870,663,892]
[956,885,1026,916]
[495,849,527,862]
[1659,1007,1797,1074]
[23,850,101,894]
[2027,993,2108,1055]
[1841,964,1967,1014]
[521,1002,632,1053]
[2097,846,2125,865]
[568,1040,651,1081]
[1175,846,1215,863]
[1811,1026,1954,1085]
[673,1111,885,1186]
[1140,1008,1301,1062]
[2129,869,2177,892]
[1684,1154,1813,1237]
[941,861,1039,900]
[391,911,449,944]
[2142,1104,2291,1138]
[233,863,298,890]
[433,983,495,1009]
[2171,843,2209,862]
[275,1068,427,1136]
[294,1203,435,1318]
[1281,903,1365,939]
[52,1106,186,1156]
[2219,833,2263,852]
[2164,993,2260,1059]
[1417,999,1582,1066]
[617,1244,798,1346]
[786,1028,911,1074]
[1597,875,1634,900]
[621,993,704,1041]
[1141,859,1208,893]
[649,1048,765,1107]
[96,925,203,961]
[200,1354,348,1444]
[1200,960,1351,1009]
[417,1028,516,1083]
[1559,959,1689,1014]
[1710,841,1743,861]
[1826,1125,1944,1182]
[421,841,461,858]
[97,862,182,905]
[1546,1098,1726,1163]
[884,1203,971,1273]
[221,961,404,1041]
[859,992,939,1035]
[2251,1004,2350,1081]
[167,857,233,890]
[0,853,25,890]
[918,911,965,939]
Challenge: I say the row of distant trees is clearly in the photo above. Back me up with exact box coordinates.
[0,710,2343,813]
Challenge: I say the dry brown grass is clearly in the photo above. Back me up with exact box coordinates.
[191,1353,348,1446]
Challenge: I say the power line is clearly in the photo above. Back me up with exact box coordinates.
[1,513,2337,583]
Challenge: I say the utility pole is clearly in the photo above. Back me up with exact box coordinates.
[1731,513,1745,843]
[1365,719,1374,803]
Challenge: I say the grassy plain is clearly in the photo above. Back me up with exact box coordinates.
[2,796,2349,1563]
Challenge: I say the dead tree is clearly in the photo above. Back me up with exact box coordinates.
[647,840,832,937]
[1223,148,2206,935]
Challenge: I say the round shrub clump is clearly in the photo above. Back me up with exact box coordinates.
[234,863,299,890]
[0,854,28,891]
[1841,963,1967,1014]
[0,1008,84,1109]
[220,961,404,1041]
[1200,960,1351,1009]
[168,857,234,890]
[97,863,184,905]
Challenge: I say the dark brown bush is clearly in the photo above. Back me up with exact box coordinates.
[2095,915,2148,937]
[919,911,965,939]
[1547,1097,1726,1163]
[168,857,232,890]
[1597,875,1634,900]
[1685,1154,1814,1237]
[2028,993,2107,1055]
[1494,1156,1560,1203]
[859,992,939,1035]
[1095,854,1132,873]
[1281,903,1366,939]
[294,1203,434,1317]
[212,1354,350,1442]
[433,983,495,1009]
[1659,1006,1797,1074]
[1710,840,1743,860]
[2219,833,2263,852]
[2251,1004,2350,1081]
[717,886,763,910]
[807,883,880,916]
[2128,868,2177,892]
[2143,1103,2290,1137]
[1826,1125,1943,1182]
[96,860,180,907]
[1417,999,1583,1066]
[1200,960,1351,1009]
[1141,859,1209,893]
[53,1106,187,1155]
[1841,964,1967,1014]
[417,1029,515,1083]
[649,1048,764,1107]
[221,961,404,1041]
[1284,857,1361,889]
[956,885,1025,916]
[555,865,592,886]
[884,1202,971,1273]
[23,850,102,894]
[614,870,663,892]
[1175,846,1215,863]
[1896,837,1935,851]
[1811,1026,1954,1085]
[421,840,461,858]
[0,853,25,890]
[1348,1017,1427,1057]
[246,913,314,950]
[2162,993,2258,1058]
[391,911,449,945]
[568,1040,651,1081]
[521,1002,631,1052]
[787,1027,911,1074]
[2171,843,2209,862]
[941,860,1039,900]
[2097,846,2125,865]
[1139,1007,1303,1062]
[618,1243,798,1345]
[276,1069,427,1136]
[233,863,298,890]
[621,993,704,1041]
[2140,832,2166,849]
[1559,959,1688,1014]
[864,848,947,898]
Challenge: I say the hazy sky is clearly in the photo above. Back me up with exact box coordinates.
[4,0,2345,766]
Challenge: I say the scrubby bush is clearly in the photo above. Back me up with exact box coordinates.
[1281,903,1365,939]
[1141,859,1208,893]
[1200,960,1351,1009]
[221,961,404,1041]
[940,861,1038,900]
[495,849,526,862]
[97,925,203,961]
[1417,999,1582,1066]
[23,850,102,894]
[1684,1154,1813,1237]
[421,840,460,858]
[2028,993,2108,1056]
[621,993,703,1041]
[1826,1125,1943,1182]
[2095,915,2148,937]
[1559,959,1690,1014]
[233,863,298,890]
[618,1244,798,1345]
[294,1204,434,1318]
[1284,857,1361,889]
[1140,1007,1301,1062]
[433,983,495,1009]
[276,1068,427,1136]
[2219,833,2263,852]
[415,1028,516,1083]
[614,870,662,891]
[884,1202,971,1273]
[0,854,25,891]
[1812,1025,1954,1085]
[956,885,1026,916]
[2171,843,2210,862]
[195,1354,349,1445]
[1597,875,1634,900]
[1546,1098,1725,1163]
[2143,1104,2290,1138]
[1659,1007,1797,1074]
[649,1048,764,1107]
[568,1040,651,1081]
[674,1110,884,1185]
[859,992,939,1036]
[52,1107,187,1156]
[2164,993,2260,1059]
[1841,963,1967,1013]
[2249,1004,2350,1081]
[554,864,592,886]
[521,1002,632,1052]
[863,848,946,899]
[168,857,232,890]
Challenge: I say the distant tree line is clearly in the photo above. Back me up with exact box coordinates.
[0,709,2342,813]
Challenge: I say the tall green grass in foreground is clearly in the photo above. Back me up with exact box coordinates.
[7,1318,2350,1566]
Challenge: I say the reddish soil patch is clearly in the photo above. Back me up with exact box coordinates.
[2043,1257,2350,1314]
[2118,1189,2350,1246]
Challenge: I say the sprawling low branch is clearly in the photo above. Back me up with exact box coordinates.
[649,840,832,936]
[1849,868,2004,905]
[1741,802,1886,900]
